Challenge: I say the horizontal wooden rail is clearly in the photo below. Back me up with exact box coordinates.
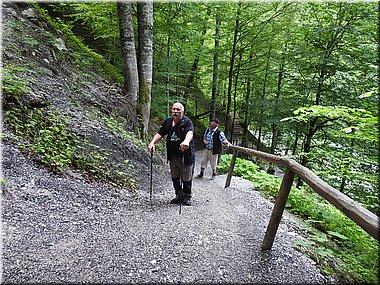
[225,145,379,248]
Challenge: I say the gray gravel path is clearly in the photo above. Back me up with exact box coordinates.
[1,144,335,284]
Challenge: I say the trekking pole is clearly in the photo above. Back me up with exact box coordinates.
[179,154,185,215]
[150,150,153,205]
[179,181,182,215]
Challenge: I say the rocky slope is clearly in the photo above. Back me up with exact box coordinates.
[2,2,155,189]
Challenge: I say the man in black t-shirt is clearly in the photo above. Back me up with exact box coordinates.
[148,102,195,206]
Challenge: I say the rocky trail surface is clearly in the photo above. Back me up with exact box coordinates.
[1,145,336,284]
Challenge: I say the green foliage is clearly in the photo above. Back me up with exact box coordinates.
[41,2,121,67]
[282,105,375,129]
[4,106,136,191]
[34,4,123,83]
[219,154,379,283]
[23,36,39,46]
[2,66,34,104]
[219,154,281,198]
[307,146,379,215]
[282,105,379,215]
[0,179,7,187]
[150,85,171,120]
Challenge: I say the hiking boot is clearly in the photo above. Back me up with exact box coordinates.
[182,195,192,206]
[170,196,181,204]
[210,173,216,180]
[195,173,204,178]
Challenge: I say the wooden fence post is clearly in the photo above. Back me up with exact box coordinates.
[224,149,238,188]
[261,168,295,250]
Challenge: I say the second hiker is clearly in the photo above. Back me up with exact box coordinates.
[196,118,231,180]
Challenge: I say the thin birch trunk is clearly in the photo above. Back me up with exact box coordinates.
[137,1,153,139]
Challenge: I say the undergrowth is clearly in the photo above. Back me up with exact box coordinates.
[219,154,379,284]
[2,65,34,105]
[4,105,137,191]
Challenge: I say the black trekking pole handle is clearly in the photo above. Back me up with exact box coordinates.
[150,151,153,205]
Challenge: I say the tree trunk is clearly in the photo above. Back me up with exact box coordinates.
[165,34,171,117]
[210,11,220,119]
[137,1,153,139]
[270,55,285,154]
[230,51,242,143]
[242,78,251,147]
[225,1,241,136]
[257,123,262,151]
[300,118,317,167]
[300,67,326,166]
[256,44,271,151]
[242,64,252,147]
[117,1,139,131]
[241,50,254,147]
[292,124,300,155]
[300,17,348,166]
[185,24,208,101]
[297,118,317,187]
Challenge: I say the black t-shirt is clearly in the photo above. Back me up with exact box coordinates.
[168,122,182,158]
[158,116,195,166]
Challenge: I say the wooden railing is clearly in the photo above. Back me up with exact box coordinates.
[224,145,379,250]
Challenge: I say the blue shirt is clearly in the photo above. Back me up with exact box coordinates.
[204,127,227,150]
